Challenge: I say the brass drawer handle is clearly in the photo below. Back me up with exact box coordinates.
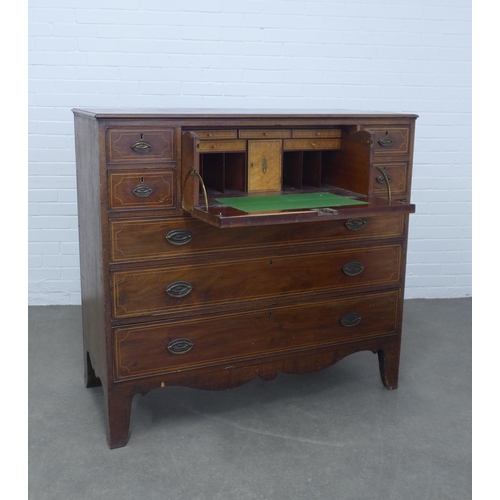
[166,229,193,246]
[132,184,153,198]
[378,136,394,148]
[342,262,364,276]
[345,218,367,231]
[131,140,152,154]
[376,173,393,184]
[167,338,194,355]
[166,281,193,298]
[340,312,362,327]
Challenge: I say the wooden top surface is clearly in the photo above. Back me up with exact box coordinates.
[72,108,418,120]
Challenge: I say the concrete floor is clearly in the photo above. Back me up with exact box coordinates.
[29,298,471,500]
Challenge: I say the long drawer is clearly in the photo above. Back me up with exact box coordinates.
[111,244,402,319]
[114,290,399,380]
[109,214,405,263]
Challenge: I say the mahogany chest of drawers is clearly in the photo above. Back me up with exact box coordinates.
[73,109,416,448]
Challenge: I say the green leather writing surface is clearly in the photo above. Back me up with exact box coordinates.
[215,192,367,213]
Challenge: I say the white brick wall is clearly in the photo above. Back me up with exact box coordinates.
[28,0,472,304]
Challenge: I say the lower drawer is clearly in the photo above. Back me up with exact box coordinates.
[112,244,402,319]
[114,290,399,380]
[109,213,405,263]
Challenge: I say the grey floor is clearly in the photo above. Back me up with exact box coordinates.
[29,298,471,500]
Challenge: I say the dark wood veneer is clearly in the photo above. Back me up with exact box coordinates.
[73,109,416,448]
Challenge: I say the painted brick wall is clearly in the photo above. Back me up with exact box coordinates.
[28,0,472,304]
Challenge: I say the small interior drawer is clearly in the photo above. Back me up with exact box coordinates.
[108,170,175,210]
[197,140,246,152]
[239,129,291,139]
[107,127,175,164]
[283,138,341,151]
[113,290,399,380]
[292,129,342,138]
[191,130,237,139]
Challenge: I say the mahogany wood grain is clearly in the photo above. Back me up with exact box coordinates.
[111,244,402,319]
[109,213,405,263]
[114,290,399,380]
[106,127,175,164]
[108,170,175,210]
[73,109,417,448]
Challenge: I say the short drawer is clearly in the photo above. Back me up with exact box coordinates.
[372,162,408,198]
[291,129,342,138]
[191,130,237,139]
[108,171,175,210]
[283,138,340,151]
[107,127,175,164]
[114,290,399,380]
[239,129,291,139]
[111,244,402,319]
[369,127,410,155]
[109,214,405,263]
[197,140,246,152]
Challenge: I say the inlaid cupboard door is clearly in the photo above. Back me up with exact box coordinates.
[247,140,282,192]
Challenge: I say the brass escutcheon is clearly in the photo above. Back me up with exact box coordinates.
[262,157,268,174]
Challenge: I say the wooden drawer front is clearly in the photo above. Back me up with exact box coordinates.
[114,290,399,379]
[239,129,291,139]
[107,128,175,164]
[292,129,342,139]
[197,140,246,152]
[109,171,175,210]
[283,138,340,151]
[112,244,401,319]
[109,214,405,263]
[372,163,407,197]
[369,127,409,155]
[191,130,237,139]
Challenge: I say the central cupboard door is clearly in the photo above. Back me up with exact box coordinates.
[247,140,283,192]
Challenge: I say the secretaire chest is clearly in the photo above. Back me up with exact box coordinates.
[73,108,416,448]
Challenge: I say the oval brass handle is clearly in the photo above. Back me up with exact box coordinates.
[166,229,194,246]
[263,132,269,136]
[378,136,394,147]
[132,184,153,198]
[342,262,364,276]
[376,173,393,184]
[131,140,152,153]
[166,281,193,298]
[340,312,362,327]
[345,218,367,231]
[310,142,316,147]
[167,338,194,355]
